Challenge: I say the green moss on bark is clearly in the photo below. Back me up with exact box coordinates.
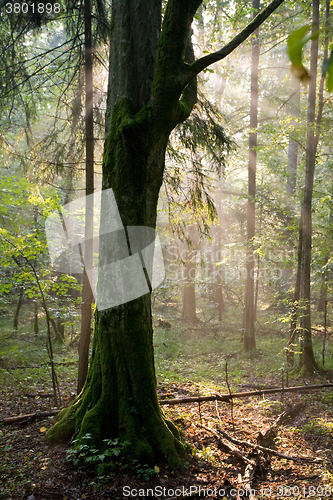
[47,294,185,469]
[46,402,77,443]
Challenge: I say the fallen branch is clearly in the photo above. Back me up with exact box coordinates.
[1,385,328,427]
[241,462,257,500]
[199,424,254,465]
[1,361,78,370]
[1,410,61,425]
[159,383,333,405]
[257,403,305,446]
[200,424,257,499]
[216,427,320,463]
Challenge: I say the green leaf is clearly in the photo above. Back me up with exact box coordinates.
[97,464,104,476]
[287,26,311,67]
[287,25,319,83]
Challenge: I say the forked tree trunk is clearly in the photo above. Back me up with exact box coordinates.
[47,0,200,469]
[47,0,287,468]
[287,223,302,365]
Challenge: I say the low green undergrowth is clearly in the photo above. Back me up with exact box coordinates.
[66,433,157,481]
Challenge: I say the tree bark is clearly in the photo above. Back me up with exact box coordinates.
[77,0,95,394]
[13,286,24,330]
[299,0,325,372]
[34,299,38,335]
[243,0,260,352]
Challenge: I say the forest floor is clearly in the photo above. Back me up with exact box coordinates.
[1,375,333,500]
[1,302,333,499]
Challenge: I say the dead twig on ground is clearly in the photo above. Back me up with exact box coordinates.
[199,424,258,498]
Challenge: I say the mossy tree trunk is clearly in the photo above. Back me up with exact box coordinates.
[47,0,286,468]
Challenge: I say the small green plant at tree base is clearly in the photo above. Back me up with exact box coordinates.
[132,460,157,481]
[192,445,216,464]
[66,433,130,477]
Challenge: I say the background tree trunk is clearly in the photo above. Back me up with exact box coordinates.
[77,0,95,394]
[182,227,198,321]
[182,257,197,321]
[13,286,23,330]
[286,81,300,195]
[299,0,320,372]
[34,299,38,335]
[243,0,260,352]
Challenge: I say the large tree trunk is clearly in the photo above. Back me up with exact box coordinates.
[47,0,201,469]
[46,107,184,466]
[243,0,260,352]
